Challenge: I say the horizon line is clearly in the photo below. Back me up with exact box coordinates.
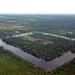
[0,13,75,15]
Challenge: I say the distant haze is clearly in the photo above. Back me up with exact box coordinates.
[0,0,75,14]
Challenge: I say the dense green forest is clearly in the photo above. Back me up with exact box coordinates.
[3,33,75,61]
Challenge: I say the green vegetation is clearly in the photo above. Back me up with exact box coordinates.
[0,15,75,74]
[0,47,50,75]
[0,30,31,39]
[51,59,75,75]
[0,15,75,38]
[3,33,72,61]
[20,35,38,41]
[0,47,75,75]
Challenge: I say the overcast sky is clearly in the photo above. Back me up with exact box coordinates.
[0,0,75,14]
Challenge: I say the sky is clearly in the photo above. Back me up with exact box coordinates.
[0,0,75,14]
